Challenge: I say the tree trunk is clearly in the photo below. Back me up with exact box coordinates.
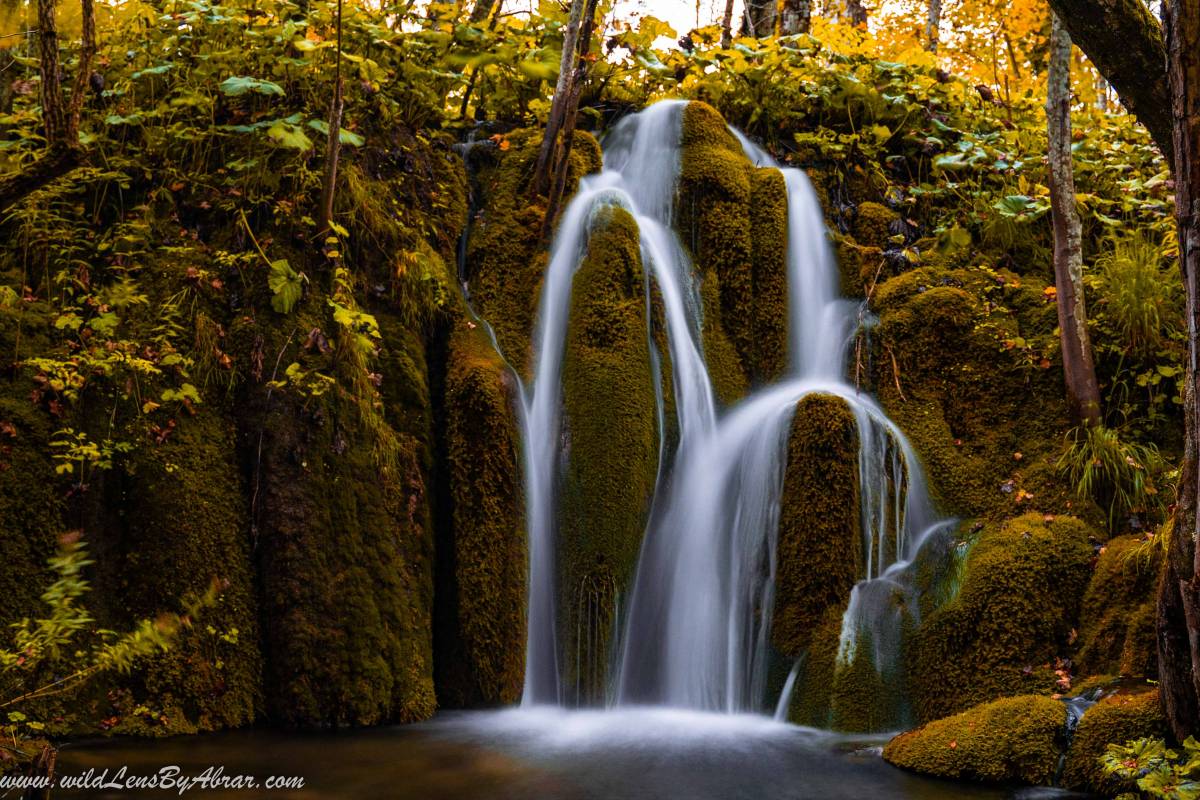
[926,0,941,52]
[36,0,65,149]
[66,0,96,144]
[1158,0,1200,744]
[844,0,867,27]
[318,0,344,236]
[540,0,599,238]
[1045,13,1102,428]
[1045,0,1173,162]
[780,0,812,35]
[721,0,736,46]
[532,0,588,197]
[468,0,498,24]
[745,0,777,37]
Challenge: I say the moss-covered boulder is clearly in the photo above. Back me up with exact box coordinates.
[465,128,602,376]
[435,319,526,707]
[851,202,898,249]
[883,694,1066,785]
[774,393,861,657]
[1075,535,1160,679]
[678,102,789,390]
[907,513,1095,722]
[1061,689,1167,795]
[559,206,659,700]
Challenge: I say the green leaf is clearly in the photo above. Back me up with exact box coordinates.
[307,119,365,146]
[218,76,285,97]
[268,259,305,314]
[267,120,314,151]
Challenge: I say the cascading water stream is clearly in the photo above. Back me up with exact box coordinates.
[516,99,955,720]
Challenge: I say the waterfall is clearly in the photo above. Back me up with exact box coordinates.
[516,100,953,721]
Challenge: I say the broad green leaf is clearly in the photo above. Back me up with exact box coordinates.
[218,76,285,97]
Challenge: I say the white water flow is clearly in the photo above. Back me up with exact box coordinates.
[519,100,952,717]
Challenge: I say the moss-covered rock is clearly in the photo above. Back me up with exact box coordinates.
[852,202,898,248]
[678,102,789,390]
[436,319,526,707]
[883,694,1066,785]
[1061,689,1167,795]
[907,513,1095,722]
[465,129,602,376]
[773,393,861,657]
[1075,535,1160,679]
[559,206,658,700]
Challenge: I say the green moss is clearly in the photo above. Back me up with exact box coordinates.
[699,270,749,405]
[834,234,878,298]
[1061,690,1166,795]
[559,206,658,700]
[439,320,526,706]
[679,101,788,391]
[773,393,861,657]
[114,410,262,732]
[907,513,1095,722]
[852,202,898,248]
[883,694,1067,785]
[466,129,602,376]
[1075,535,1160,678]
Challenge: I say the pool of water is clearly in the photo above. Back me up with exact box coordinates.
[54,708,1086,799]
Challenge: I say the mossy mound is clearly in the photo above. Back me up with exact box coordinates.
[559,206,658,700]
[907,513,1095,722]
[883,694,1066,785]
[678,102,789,389]
[773,393,861,657]
[851,202,899,248]
[871,263,1085,522]
[436,318,526,707]
[465,128,603,376]
[110,409,262,732]
[1075,535,1161,679]
[1061,689,1167,795]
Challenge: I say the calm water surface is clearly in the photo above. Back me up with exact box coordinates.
[55,708,1086,799]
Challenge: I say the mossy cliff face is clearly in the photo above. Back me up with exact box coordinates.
[559,206,658,700]
[678,102,789,392]
[465,129,602,377]
[231,303,437,727]
[435,318,526,707]
[907,513,1095,722]
[870,263,1085,522]
[883,694,1066,785]
[773,393,861,658]
[1075,535,1160,679]
[1061,689,1167,794]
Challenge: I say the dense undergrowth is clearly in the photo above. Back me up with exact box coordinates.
[0,2,1187,793]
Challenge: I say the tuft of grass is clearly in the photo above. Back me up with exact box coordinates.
[1093,231,1180,357]
[1057,424,1168,534]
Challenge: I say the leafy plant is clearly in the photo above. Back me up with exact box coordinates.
[1094,231,1181,357]
[1102,736,1200,800]
[1057,424,1168,533]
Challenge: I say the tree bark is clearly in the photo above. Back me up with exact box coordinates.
[66,0,96,144]
[780,0,813,35]
[721,0,736,47]
[926,0,941,52]
[468,0,498,24]
[745,0,777,37]
[844,0,867,27]
[532,0,588,197]
[1158,0,1200,744]
[1045,0,1174,162]
[318,0,344,236]
[1045,13,1102,428]
[36,0,65,149]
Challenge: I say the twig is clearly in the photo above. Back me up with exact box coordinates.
[887,343,906,402]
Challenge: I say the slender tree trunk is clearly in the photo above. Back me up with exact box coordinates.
[1158,0,1200,744]
[318,0,344,236]
[780,0,812,35]
[37,0,65,150]
[468,0,498,24]
[532,0,587,197]
[844,0,867,27]
[745,0,777,36]
[459,0,504,118]
[540,0,599,238]
[721,0,736,46]
[66,0,95,144]
[1046,13,1102,428]
[926,0,941,52]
